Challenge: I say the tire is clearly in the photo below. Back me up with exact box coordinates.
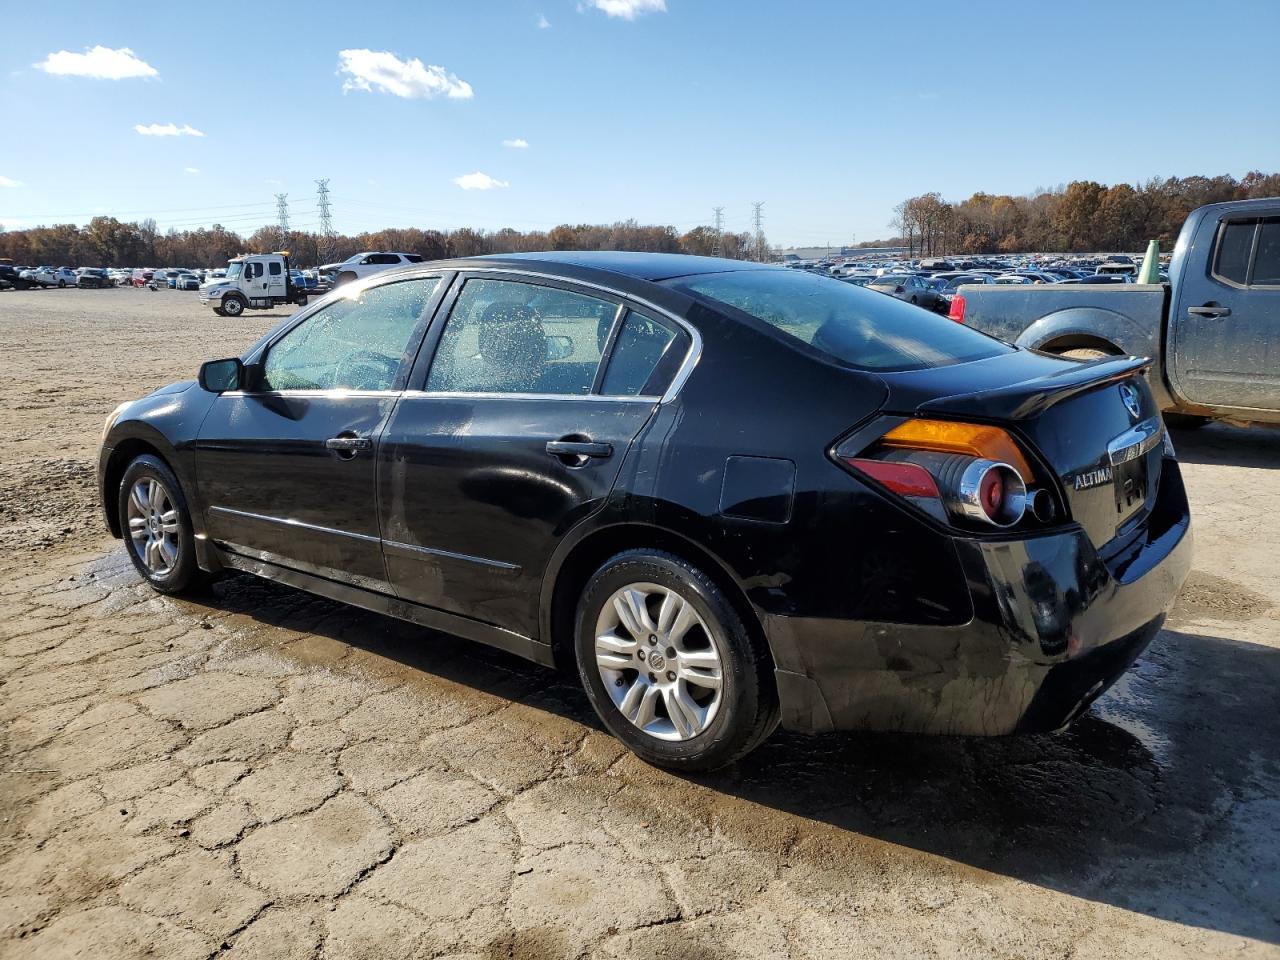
[574,549,779,772]
[909,296,918,305]
[222,294,246,317]
[57,280,66,288]
[117,455,205,594]
[1056,347,1112,361]
[294,294,308,307]
[1164,413,1210,430]
[336,272,357,286]
[212,307,227,317]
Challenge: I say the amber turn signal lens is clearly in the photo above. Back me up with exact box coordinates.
[880,419,1035,482]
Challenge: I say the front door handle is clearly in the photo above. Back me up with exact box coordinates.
[325,434,372,459]
[546,439,613,461]
[1187,304,1231,318]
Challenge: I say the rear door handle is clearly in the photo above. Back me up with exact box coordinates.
[325,434,372,457]
[1187,305,1230,318]
[546,440,613,460]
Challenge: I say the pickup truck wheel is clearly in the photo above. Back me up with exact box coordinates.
[57,280,66,288]
[1057,347,1112,361]
[294,294,308,307]
[574,550,779,772]
[336,272,357,286]
[222,295,246,317]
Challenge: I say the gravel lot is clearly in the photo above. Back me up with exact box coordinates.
[1,286,1278,959]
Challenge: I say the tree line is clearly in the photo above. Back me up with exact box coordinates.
[889,170,1280,256]
[0,216,763,270]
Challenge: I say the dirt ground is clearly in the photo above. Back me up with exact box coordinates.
[1,286,1277,960]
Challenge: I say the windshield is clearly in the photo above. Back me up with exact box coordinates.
[225,262,243,280]
[667,269,1012,372]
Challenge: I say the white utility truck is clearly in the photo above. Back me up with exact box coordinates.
[199,252,310,317]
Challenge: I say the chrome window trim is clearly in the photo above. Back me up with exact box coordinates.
[217,389,403,399]
[400,390,658,403]
[444,267,703,403]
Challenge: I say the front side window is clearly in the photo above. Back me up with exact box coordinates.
[669,268,1012,372]
[426,278,616,395]
[262,278,440,391]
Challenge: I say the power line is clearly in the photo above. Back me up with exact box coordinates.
[712,206,725,258]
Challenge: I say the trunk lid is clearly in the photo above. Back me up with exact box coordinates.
[876,351,1163,550]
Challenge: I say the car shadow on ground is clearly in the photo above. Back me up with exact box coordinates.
[1168,420,1280,468]
[163,567,1280,947]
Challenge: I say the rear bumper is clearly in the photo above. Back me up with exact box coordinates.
[768,458,1192,736]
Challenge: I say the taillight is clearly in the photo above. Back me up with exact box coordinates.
[836,420,1057,530]
[947,294,966,322]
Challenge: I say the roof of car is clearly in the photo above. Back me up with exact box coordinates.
[478,251,777,282]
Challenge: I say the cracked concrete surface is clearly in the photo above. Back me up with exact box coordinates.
[1,289,1278,958]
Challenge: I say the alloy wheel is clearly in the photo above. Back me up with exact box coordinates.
[594,582,724,741]
[126,477,180,576]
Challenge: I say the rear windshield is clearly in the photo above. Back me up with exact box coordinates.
[667,269,1012,371]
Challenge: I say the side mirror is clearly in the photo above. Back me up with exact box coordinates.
[545,335,574,361]
[198,357,244,393]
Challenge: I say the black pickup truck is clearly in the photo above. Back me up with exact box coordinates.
[951,198,1280,426]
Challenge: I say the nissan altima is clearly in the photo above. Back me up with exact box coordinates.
[99,253,1192,770]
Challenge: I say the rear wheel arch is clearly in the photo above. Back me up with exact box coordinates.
[544,522,774,679]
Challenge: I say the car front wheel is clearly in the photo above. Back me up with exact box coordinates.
[118,455,204,594]
[574,550,778,771]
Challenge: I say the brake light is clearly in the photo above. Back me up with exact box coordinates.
[835,419,1056,530]
[842,458,939,498]
[948,294,966,322]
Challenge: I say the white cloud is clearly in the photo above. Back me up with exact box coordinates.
[35,46,157,80]
[0,176,21,188]
[454,172,508,191]
[185,167,200,174]
[586,0,666,19]
[135,122,204,137]
[0,217,27,229]
[337,49,473,100]
[502,138,529,149]
[537,13,551,28]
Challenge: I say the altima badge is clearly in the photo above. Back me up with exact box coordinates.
[1119,382,1141,420]
[1073,466,1114,491]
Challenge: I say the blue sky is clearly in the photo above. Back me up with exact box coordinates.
[2,0,1278,248]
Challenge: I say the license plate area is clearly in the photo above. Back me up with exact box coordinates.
[1113,455,1148,518]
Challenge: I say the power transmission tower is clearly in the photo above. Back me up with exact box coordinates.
[712,206,725,258]
[315,179,334,263]
[751,201,765,262]
[274,193,290,247]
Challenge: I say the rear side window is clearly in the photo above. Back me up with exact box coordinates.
[427,278,617,395]
[601,311,678,396]
[1252,220,1280,286]
[1214,220,1255,285]
[268,261,281,275]
[404,254,425,263]
[668,269,1012,371]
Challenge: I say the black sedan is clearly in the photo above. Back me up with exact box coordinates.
[76,268,114,288]
[98,253,1192,770]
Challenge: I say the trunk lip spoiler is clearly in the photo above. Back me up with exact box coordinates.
[914,355,1152,418]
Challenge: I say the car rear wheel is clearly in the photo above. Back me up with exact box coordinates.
[574,550,778,771]
[57,280,66,288]
[118,455,204,594]
[222,294,246,317]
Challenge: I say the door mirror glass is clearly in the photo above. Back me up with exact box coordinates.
[199,357,243,393]
[545,335,574,361]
